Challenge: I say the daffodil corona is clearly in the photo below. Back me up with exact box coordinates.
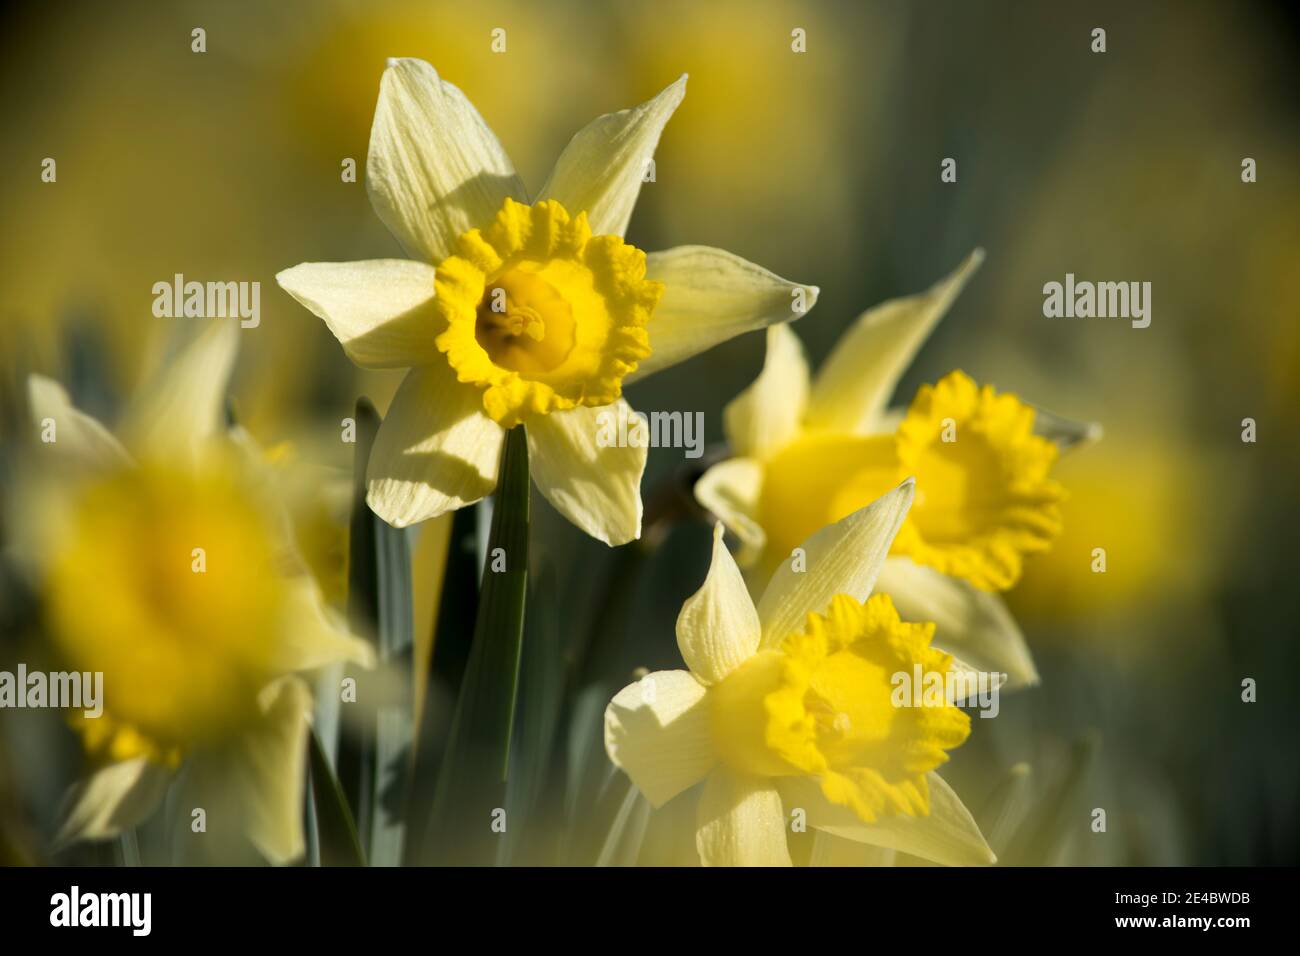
[605,483,997,866]
[709,592,970,824]
[758,369,1064,591]
[434,198,661,427]
[278,58,817,544]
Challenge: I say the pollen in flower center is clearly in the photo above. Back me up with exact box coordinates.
[475,268,576,374]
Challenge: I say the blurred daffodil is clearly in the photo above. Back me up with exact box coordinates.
[697,252,1097,687]
[15,324,373,864]
[278,58,816,545]
[605,482,996,866]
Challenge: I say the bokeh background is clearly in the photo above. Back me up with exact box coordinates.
[1,0,1297,865]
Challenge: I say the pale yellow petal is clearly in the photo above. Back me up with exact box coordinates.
[755,480,913,649]
[26,374,132,473]
[806,250,984,433]
[693,457,766,566]
[121,321,237,463]
[676,524,761,684]
[875,557,1038,689]
[271,576,377,674]
[696,769,792,866]
[782,772,995,866]
[525,400,646,546]
[185,678,313,865]
[275,260,440,368]
[810,831,897,866]
[604,670,715,808]
[630,246,818,382]
[538,75,686,238]
[365,363,505,528]
[723,324,809,460]
[367,58,524,263]
[53,757,171,849]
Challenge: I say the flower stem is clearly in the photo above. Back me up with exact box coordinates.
[425,426,530,864]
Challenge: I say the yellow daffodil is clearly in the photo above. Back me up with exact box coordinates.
[15,324,373,864]
[605,482,996,866]
[696,252,1098,688]
[277,58,817,544]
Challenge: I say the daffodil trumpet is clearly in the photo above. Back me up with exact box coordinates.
[278,57,818,546]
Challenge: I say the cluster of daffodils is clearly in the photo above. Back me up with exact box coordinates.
[15,325,372,863]
[605,484,995,866]
[278,58,816,545]
[14,54,1098,869]
[696,252,1096,688]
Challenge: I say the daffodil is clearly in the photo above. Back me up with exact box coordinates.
[605,482,996,866]
[15,324,373,864]
[277,58,817,544]
[696,252,1099,687]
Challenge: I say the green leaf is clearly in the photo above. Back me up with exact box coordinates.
[403,505,481,864]
[308,729,366,867]
[336,397,415,866]
[425,427,529,864]
[502,559,564,863]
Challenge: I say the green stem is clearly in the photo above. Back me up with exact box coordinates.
[426,426,530,864]
[308,730,367,867]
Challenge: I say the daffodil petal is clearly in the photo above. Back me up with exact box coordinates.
[629,246,818,382]
[184,678,312,865]
[366,363,505,528]
[1032,403,1104,452]
[525,400,646,546]
[755,480,914,650]
[538,75,687,238]
[367,58,525,263]
[693,456,766,566]
[53,757,171,849]
[806,250,984,434]
[810,831,897,866]
[677,523,761,684]
[782,771,995,866]
[275,260,440,369]
[875,557,1038,689]
[27,374,132,473]
[723,324,810,460]
[696,769,792,866]
[272,576,377,674]
[121,321,237,463]
[604,670,715,808]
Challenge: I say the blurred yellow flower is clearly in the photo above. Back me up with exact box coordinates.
[278,58,817,544]
[15,324,372,863]
[605,484,994,866]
